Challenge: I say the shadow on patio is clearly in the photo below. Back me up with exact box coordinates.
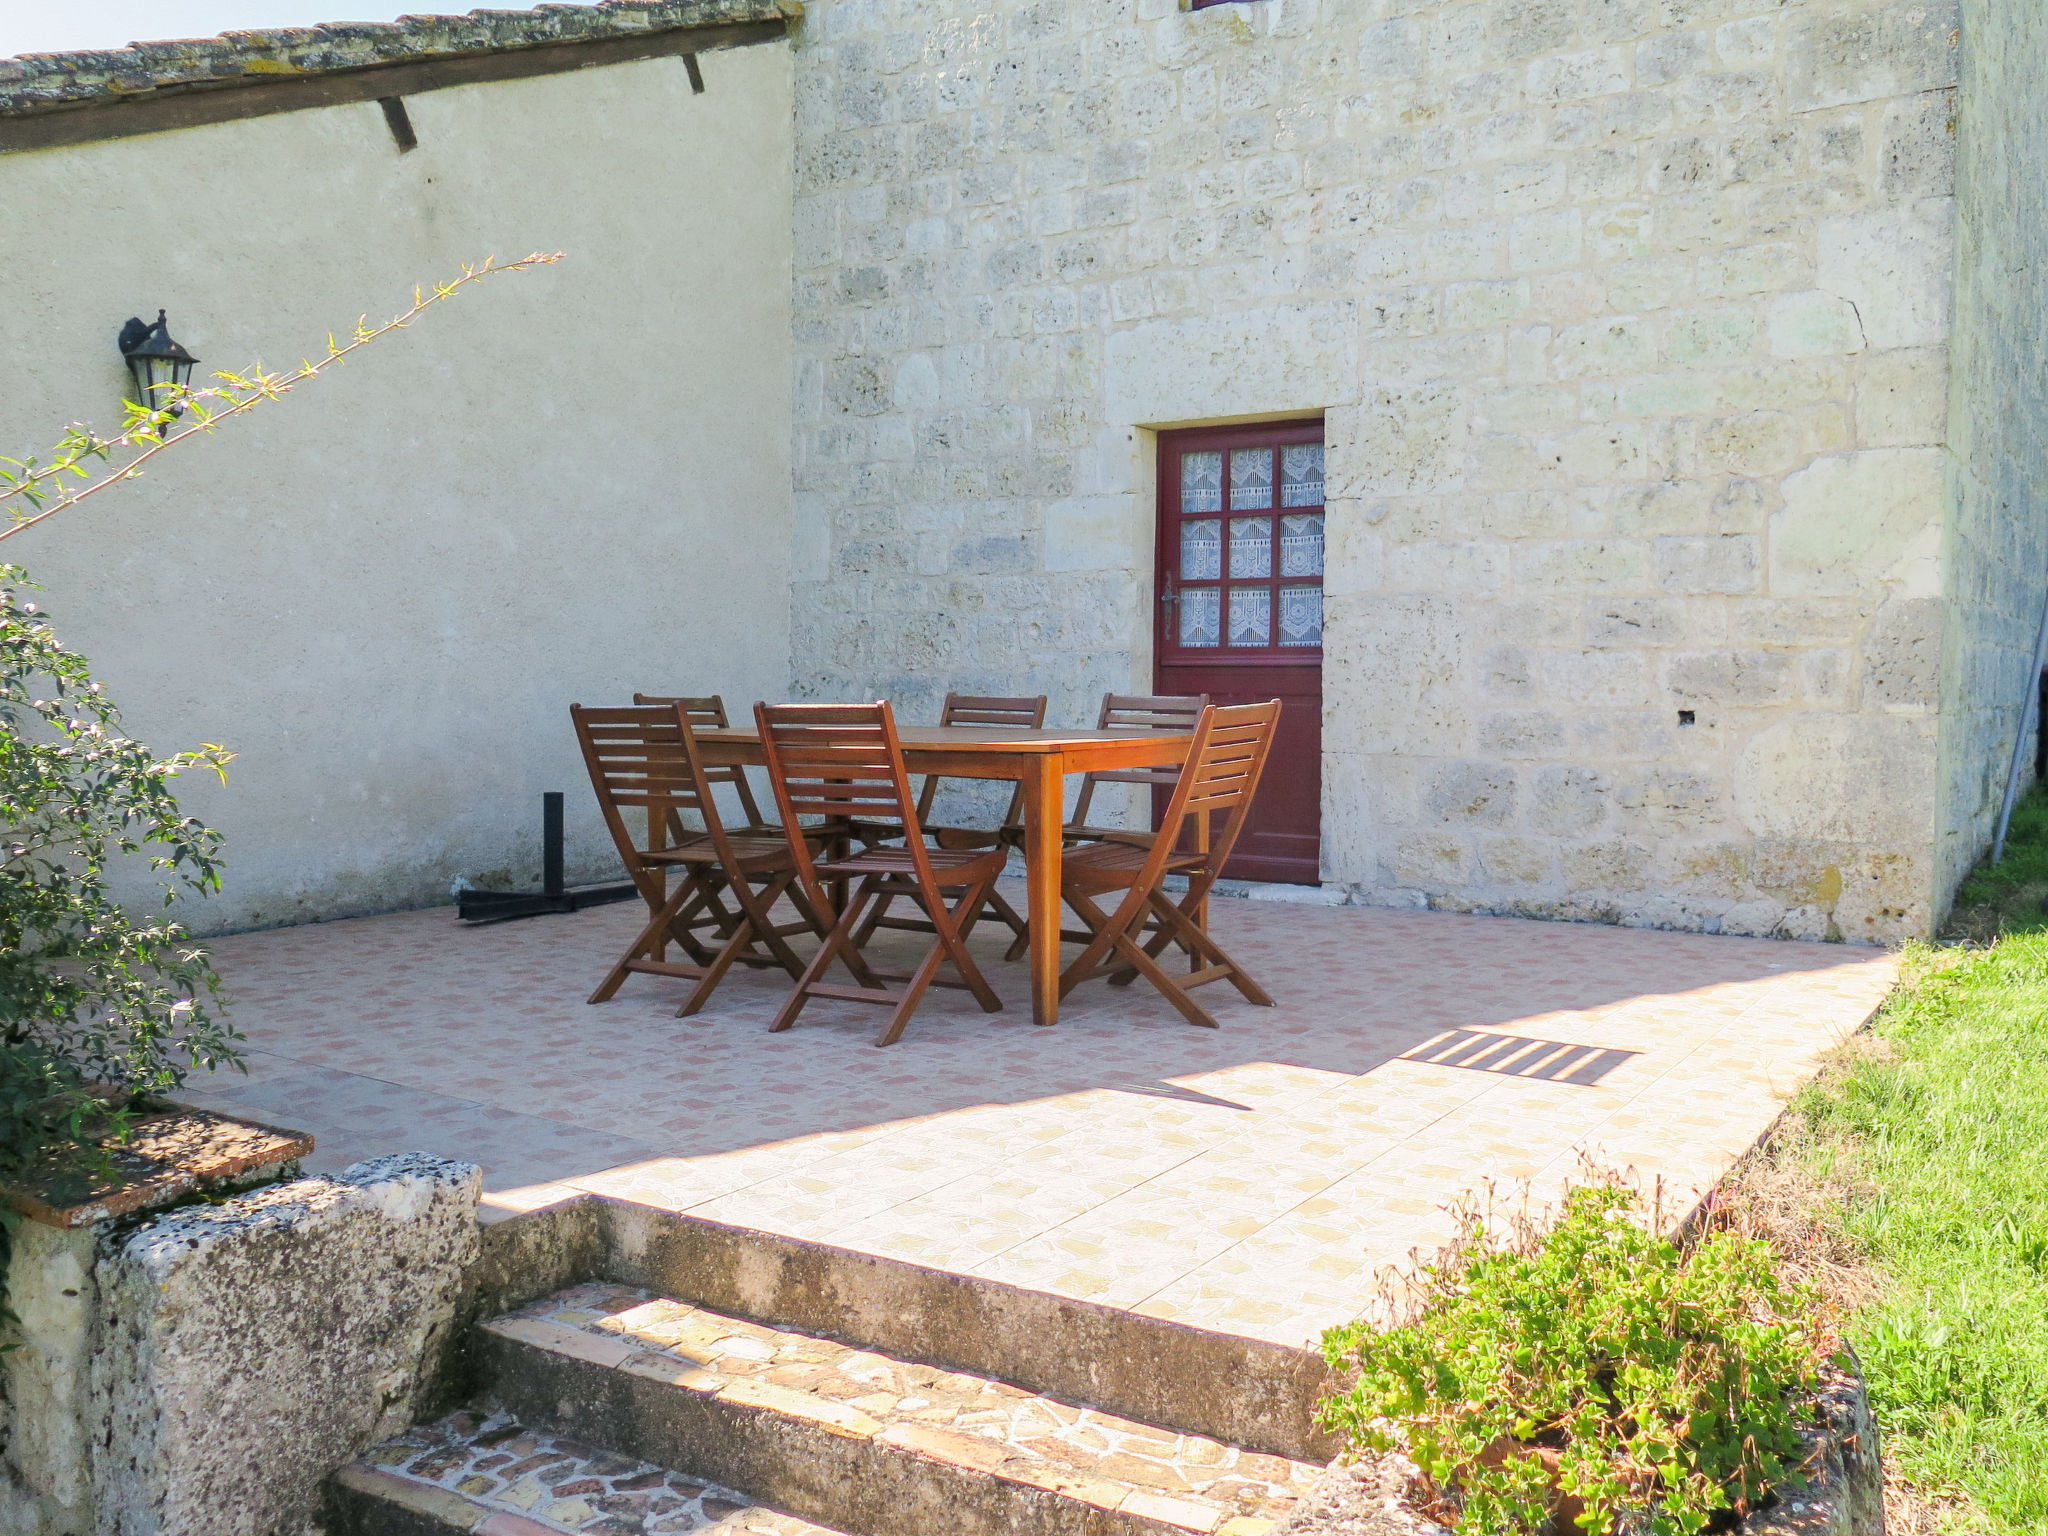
[182,895,1894,1348]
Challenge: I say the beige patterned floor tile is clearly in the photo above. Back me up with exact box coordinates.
[199,899,1895,1352]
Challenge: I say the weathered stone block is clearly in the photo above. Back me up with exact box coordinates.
[1882,88,1958,196]
[1559,837,1653,890]
[1703,410,1804,476]
[1476,833,1553,886]
[92,1154,483,1536]
[1770,447,1945,595]
[1768,291,1867,357]
[1655,534,1760,594]
[1103,301,1357,426]
[1736,714,1937,843]
[1352,382,1469,493]
[1617,767,1723,831]
[1529,765,1611,834]
[1389,831,1473,890]
[1856,345,1949,447]
[1863,596,1942,709]
[1424,762,1518,826]
[1541,647,1654,706]
[1667,650,1800,706]
[1512,539,1649,590]
[1477,709,1570,757]
[1787,0,1959,112]
[1584,597,1686,647]
[1817,198,1956,348]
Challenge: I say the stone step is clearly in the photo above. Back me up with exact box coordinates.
[589,1198,1331,1461]
[474,1282,1318,1536]
[326,1408,847,1535]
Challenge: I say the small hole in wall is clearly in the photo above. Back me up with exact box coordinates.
[1678,710,1696,726]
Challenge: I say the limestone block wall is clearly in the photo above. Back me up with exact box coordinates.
[789,0,1967,939]
[1939,2,2048,899]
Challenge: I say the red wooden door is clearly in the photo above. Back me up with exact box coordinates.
[1154,421,1324,885]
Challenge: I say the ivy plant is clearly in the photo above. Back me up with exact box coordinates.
[1318,1181,1822,1536]
[0,567,241,1172]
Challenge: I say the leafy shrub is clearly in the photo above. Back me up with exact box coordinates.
[0,567,241,1171]
[1318,1181,1822,1536]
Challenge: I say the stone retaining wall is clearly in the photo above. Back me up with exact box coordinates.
[1,1152,481,1536]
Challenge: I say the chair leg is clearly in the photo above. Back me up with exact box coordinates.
[938,879,1004,1013]
[728,870,811,982]
[676,912,761,1018]
[854,889,896,947]
[1150,892,1276,1006]
[590,869,708,1004]
[875,934,948,1047]
[663,880,724,966]
[770,877,876,1034]
[982,884,1032,959]
[1055,886,1148,1000]
[1109,926,1221,1029]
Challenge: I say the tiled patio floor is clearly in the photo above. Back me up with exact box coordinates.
[186,893,1895,1352]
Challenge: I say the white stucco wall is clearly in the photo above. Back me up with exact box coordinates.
[0,41,795,931]
[789,0,1966,940]
[1939,1,2048,901]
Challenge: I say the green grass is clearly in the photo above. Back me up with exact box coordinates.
[1942,784,2048,941]
[1795,793,2048,1530]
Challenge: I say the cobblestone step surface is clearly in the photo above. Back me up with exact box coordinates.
[327,1409,846,1536]
[475,1282,1318,1536]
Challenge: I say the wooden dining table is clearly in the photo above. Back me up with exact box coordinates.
[694,724,1196,1028]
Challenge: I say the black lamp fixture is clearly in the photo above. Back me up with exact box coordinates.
[116,309,199,431]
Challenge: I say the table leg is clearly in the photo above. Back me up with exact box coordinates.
[1023,754,1065,1027]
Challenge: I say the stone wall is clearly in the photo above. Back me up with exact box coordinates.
[788,0,1969,938]
[1,1153,481,1536]
[1938,3,2048,898]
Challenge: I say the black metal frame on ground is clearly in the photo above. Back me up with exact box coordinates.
[456,792,638,923]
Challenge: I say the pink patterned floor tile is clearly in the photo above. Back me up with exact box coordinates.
[196,898,1895,1349]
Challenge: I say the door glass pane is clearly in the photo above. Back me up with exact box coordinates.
[1178,587,1220,647]
[1281,443,1325,506]
[1228,585,1271,646]
[1180,451,1223,513]
[1229,517,1272,578]
[1180,519,1221,580]
[1229,448,1273,510]
[1279,585,1323,647]
[1280,512,1324,577]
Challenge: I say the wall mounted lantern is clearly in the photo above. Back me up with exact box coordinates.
[116,309,199,431]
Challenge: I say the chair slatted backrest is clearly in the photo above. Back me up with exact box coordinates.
[572,705,732,877]
[940,693,1046,728]
[633,692,767,827]
[926,692,1047,824]
[756,702,935,901]
[1069,692,1209,824]
[1145,700,1282,887]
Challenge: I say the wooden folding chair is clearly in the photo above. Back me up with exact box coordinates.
[988,691,1210,963]
[854,691,1045,953]
[631,694,774,833]
[573,703,818,1017]
[1056,700,1282,1029]
[1062,692,1210,847]
[757,701,1007,1047]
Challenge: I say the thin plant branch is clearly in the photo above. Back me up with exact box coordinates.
[0,251,562,542]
